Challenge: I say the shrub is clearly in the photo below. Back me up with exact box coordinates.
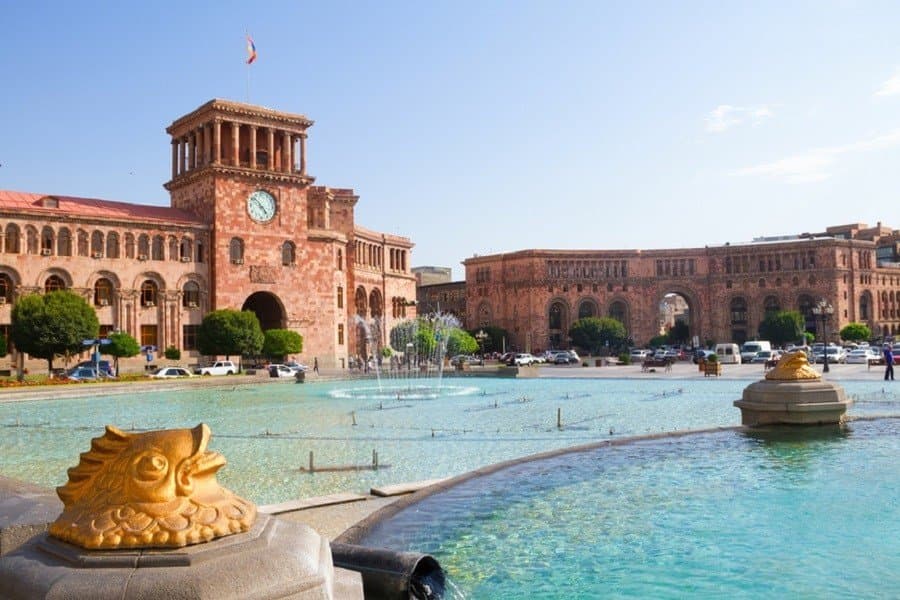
[707,353,719,362]
[618,352,631,365]
[164,345,181,361]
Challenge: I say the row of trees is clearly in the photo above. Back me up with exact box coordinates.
[9,291,304,376]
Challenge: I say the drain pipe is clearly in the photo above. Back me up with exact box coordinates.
[330,543,445,600]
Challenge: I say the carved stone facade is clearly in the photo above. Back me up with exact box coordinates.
[0,99,416,369]
[464,223,900,352]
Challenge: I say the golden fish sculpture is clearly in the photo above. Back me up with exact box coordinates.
[765,350,821,381]
[49,423,256,550]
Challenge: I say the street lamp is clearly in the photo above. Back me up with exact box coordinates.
[811,299,834,373]
[475,329,488,366]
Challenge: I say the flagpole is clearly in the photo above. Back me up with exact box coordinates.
[246,63,250,103]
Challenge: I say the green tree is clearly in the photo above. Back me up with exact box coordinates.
[446,329,478,357]
[758,310,805,347]
[648,335,668,348]
[262,329,304,360]
[839,322,871,343]
[11,291,99,375]
[389,319,417,352]
[164,345,182,361]
[198,309,264,369]
[569,317,627,355]
[389,318,438,362]
[105,331,141,376]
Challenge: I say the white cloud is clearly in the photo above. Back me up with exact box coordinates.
[875,70,900,97]
[731,129,900,183]
[705,104,773,133]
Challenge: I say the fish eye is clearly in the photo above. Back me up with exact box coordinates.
[134,453,168,481]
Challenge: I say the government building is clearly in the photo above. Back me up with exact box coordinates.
[463,223,900,352]
[0,99,416,369]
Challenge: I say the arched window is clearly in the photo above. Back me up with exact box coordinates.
[4,224,20,254]
[107,232,120,258]
[182,281,200,308]
[229,238,244,264]
[57,228,72,256]
[577,299,598,320]
[94,278,113,306]
[478,302,491,328]
[41,226,55,255]
[137,234,150,259]
[124,233,135,259]
[764,296,780,316]
[355,287,368,317]
[77,229,89,256]
[152,235,165,261]
[798,294,816,332]
[180,238,193,262]
[0,273,13,302]
[45,275,65,292]
[282,241,296,266]
[26,226,38,254]
[369,289,383,318]
[549,301,565,330]
[860,292,871,321]
[141,280,158,307]
[730,297,747,325]
[609,300,627,324]
[91,231,104,257]
[168,236,179,261]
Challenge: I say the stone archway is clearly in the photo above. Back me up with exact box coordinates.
[242,291,286,331]
[655,287,700,346]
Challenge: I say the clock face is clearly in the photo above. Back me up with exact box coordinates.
[247,190,276,222]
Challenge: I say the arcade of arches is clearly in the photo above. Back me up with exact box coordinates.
[463,229,900,352]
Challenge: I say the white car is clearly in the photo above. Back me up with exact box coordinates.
[267,364,295,378]
[510,353,537,366]
[845,348,880,364]
[197,360,238,376]
[148,366,193,379]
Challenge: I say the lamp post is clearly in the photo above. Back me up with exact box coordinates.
[812,299,834,373]
[475,329,488,366]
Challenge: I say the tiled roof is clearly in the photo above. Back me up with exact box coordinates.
[0,190,206,226]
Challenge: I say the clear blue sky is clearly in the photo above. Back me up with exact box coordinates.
[3,1,900,279]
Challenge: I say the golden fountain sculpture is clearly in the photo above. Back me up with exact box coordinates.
[765,350,822,381]
[48,423,256,550]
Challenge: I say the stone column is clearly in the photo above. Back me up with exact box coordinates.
[204,123,212,165]
[177,140,184,177]
[213,120,221,165]
[300,134,307,175]
[231,122,240,166]
[282,133,292,172]
[250,125,257,169]
[267,128,275,170]
[171,140,178,178]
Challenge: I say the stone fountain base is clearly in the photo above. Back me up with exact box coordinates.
[0,514,362,599]
[734,379,852,426]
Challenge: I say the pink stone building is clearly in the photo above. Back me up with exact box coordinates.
[0,99,416,370]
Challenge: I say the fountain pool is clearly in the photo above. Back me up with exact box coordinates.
[349,419,900,598]
[0,377,897,508]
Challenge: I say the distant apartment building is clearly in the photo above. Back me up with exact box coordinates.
[412,266,453,286]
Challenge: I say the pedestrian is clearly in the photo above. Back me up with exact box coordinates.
[313,357,319,374]
[884,344,895,381]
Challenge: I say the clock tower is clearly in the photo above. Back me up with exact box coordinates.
[163,99,356,366]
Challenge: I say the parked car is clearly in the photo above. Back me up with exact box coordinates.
[197,360,238,376]
[284,361,309,372]
[65,366,116,382]
[692,349,716,364]
[845,348,880,364]
[750,350,782,364]
[814,346,846,364]
[554,350,579,364]
[267,364,295,378]
[509,353,537,366]
[450,355,480,366]
[630,349,650,360]
[148,366,193,379]
[75,359,114,377]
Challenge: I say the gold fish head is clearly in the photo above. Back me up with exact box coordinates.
[49,424,256,549]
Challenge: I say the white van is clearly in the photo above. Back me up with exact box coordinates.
[740,341,772,363]
[715,343,742,364]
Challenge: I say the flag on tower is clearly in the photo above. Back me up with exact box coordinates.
[246,35,257,64]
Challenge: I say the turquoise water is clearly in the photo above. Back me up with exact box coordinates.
[358,419,900,599]
[0,378,897,507]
